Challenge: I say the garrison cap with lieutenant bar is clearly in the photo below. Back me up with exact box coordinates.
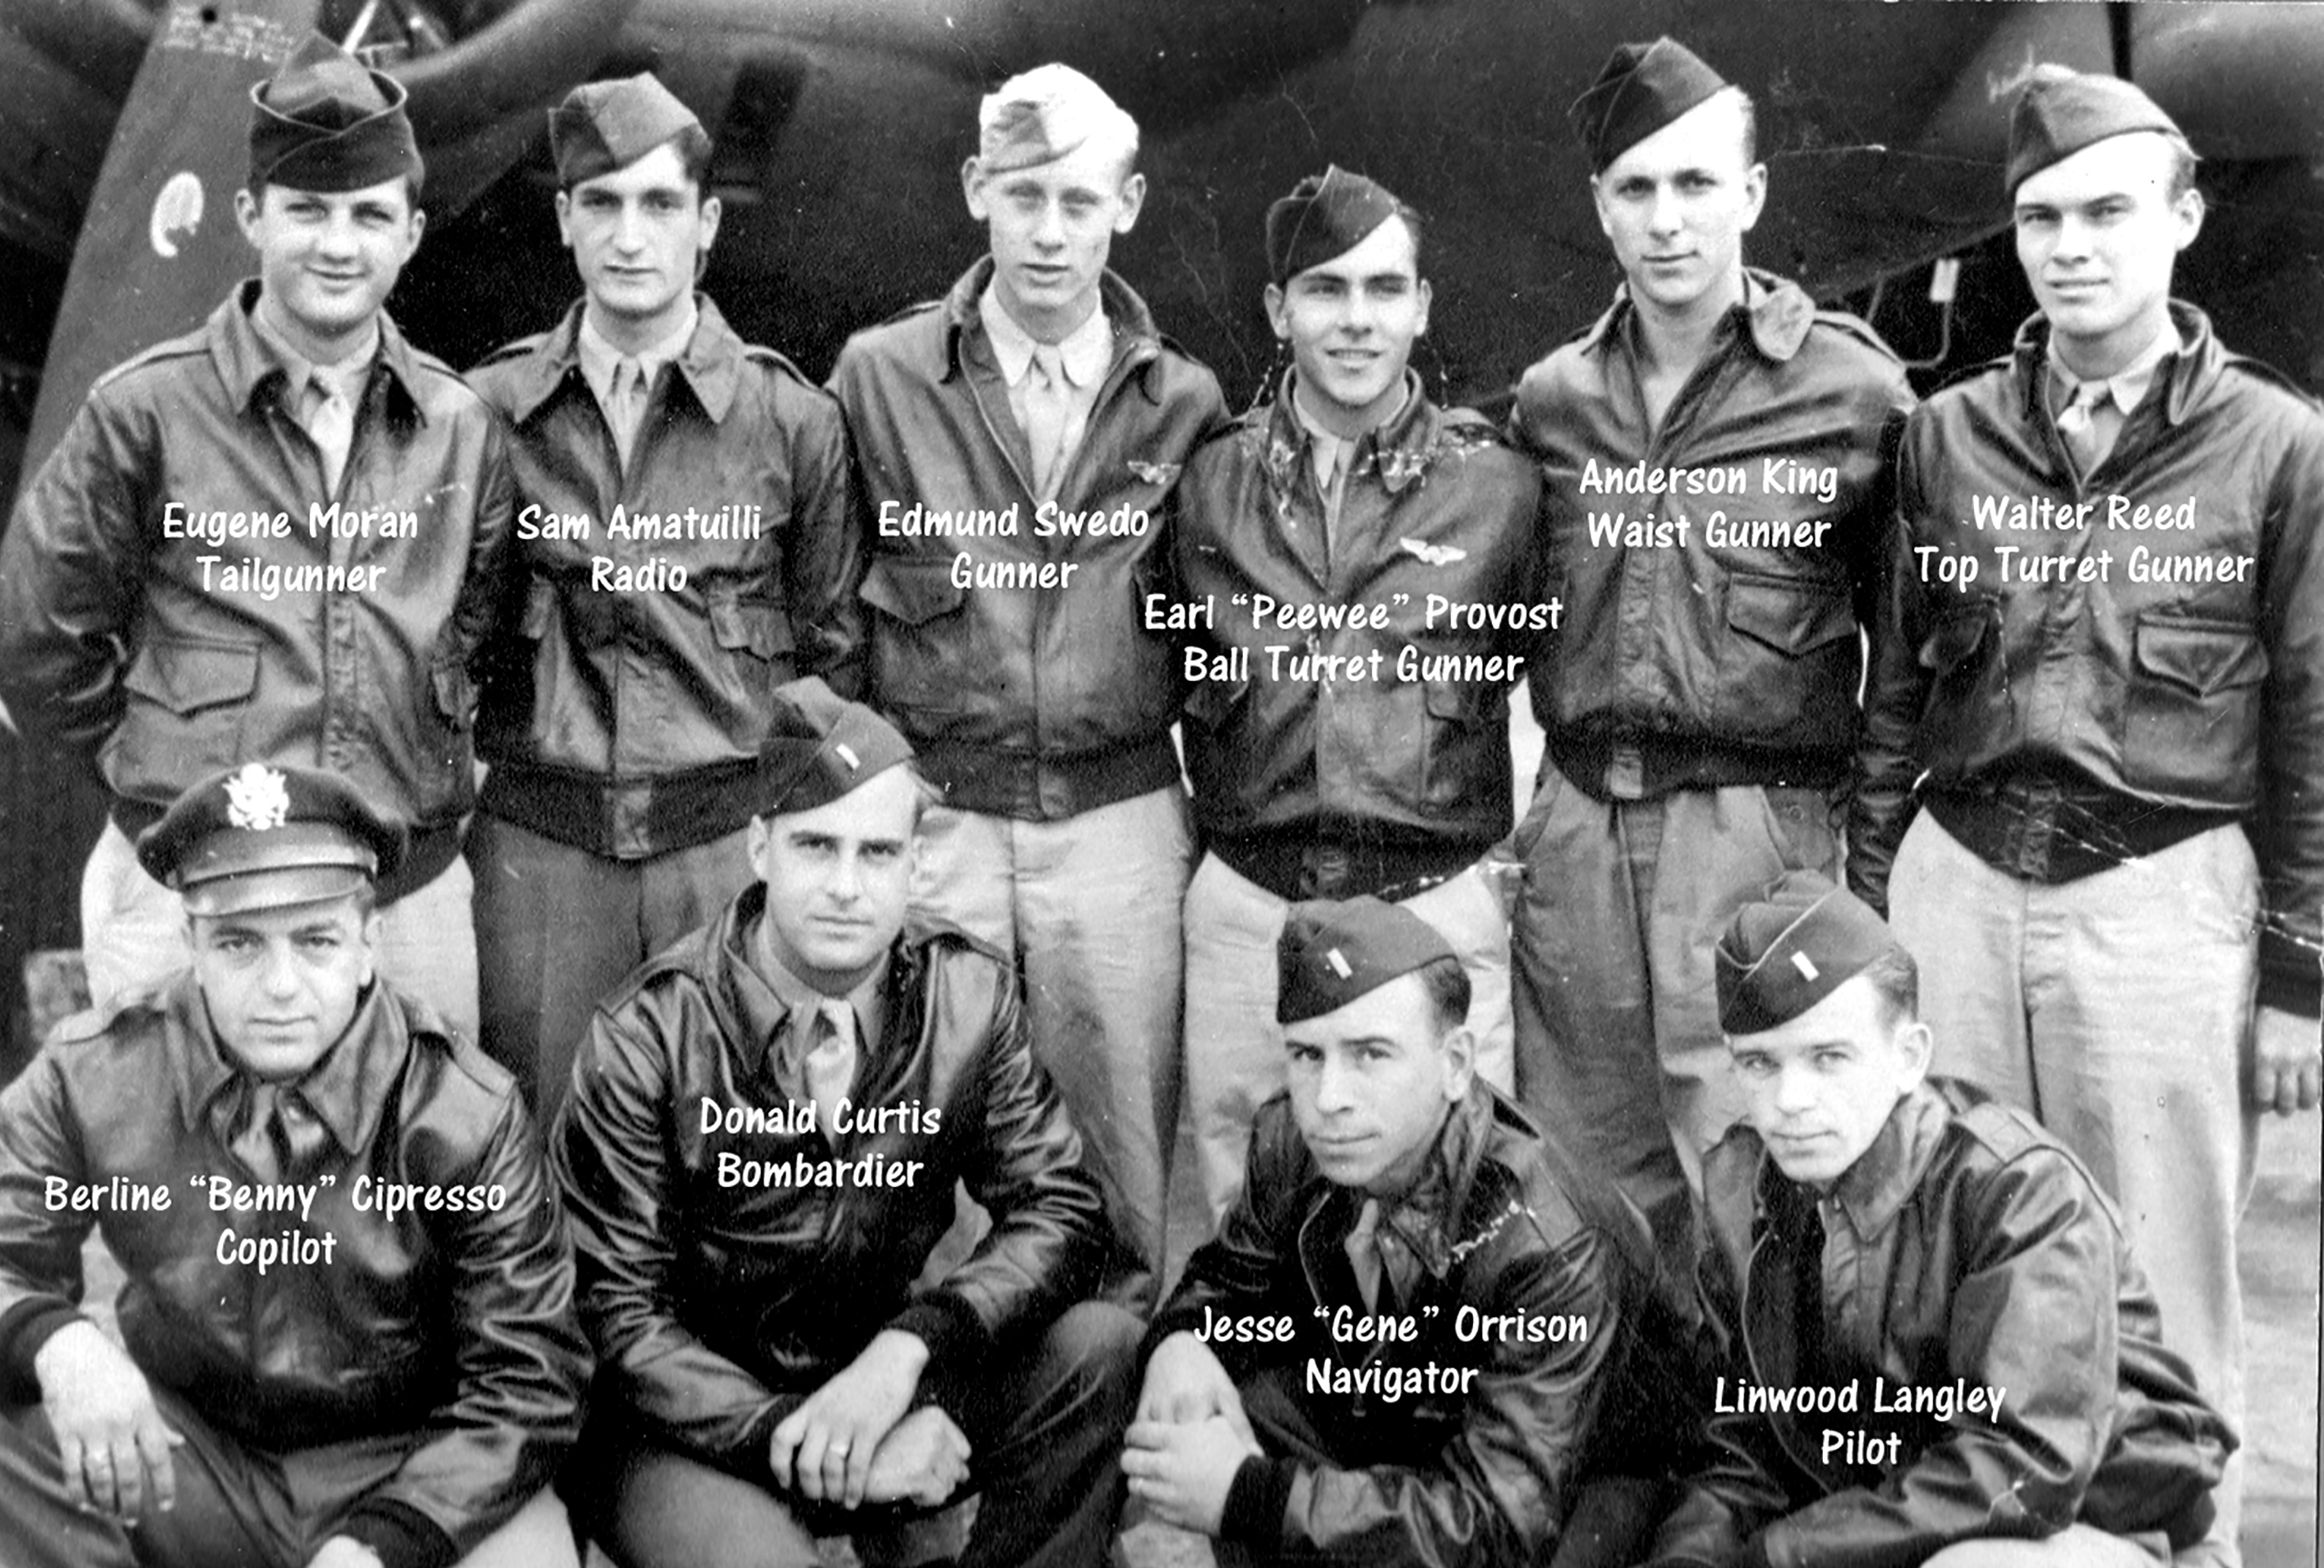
[248,33,421,195]
[138,763,406,918]
[549,72,705,187]
[1568,35,1731,174]
[752,676,917,818]
[1266,165,1412,286]
[1715,869,1906,1035]
[2004,65,2189,194]
[976,63,1138,175]
[1277,896,1456,1025]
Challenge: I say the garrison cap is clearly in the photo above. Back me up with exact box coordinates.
[1278,897,1454,1025]
[550,72,704,188]
[138,764,405,918]
[754,677,916,818]
[247,33,421,195]
[1266,165,1409,286]
[976,64,1138,175]
[2005,65,2187,194]
[1716,870,1903,1035]
[1569,36,1730,174]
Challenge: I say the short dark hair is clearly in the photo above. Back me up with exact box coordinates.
[1859,944,1920,1031]
[1417,954,1470,1034]
[560,125,716,196]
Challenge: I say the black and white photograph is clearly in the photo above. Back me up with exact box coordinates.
[0,2,2317,1565]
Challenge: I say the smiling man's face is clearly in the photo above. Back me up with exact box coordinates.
[237,177,421,359]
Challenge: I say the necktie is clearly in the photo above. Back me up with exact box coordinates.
[226,1081,322,1183]
[306,369,355,497]
[1025,345,1070,499]
[1345,1197,1386,1313]
[2055,379,2112,476]
[799,998,857,1136]
[608,357,648,470]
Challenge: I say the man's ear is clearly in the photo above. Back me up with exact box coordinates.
[961,157,989,223]
[1440,1024,1477,1102]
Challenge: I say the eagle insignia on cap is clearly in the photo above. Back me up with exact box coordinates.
[224,764,292,832]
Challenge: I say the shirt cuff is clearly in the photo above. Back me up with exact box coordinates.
[1219,1455,1295,1544]
[884,1289,987,1377]
[0,1299,89,1398]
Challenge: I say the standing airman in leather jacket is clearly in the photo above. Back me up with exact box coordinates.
[1173,167,1543,1225]
[466,75,861,1116]
[1851,70,2323,1568]
[1644,872,2230,1568]
[0,35,510,1042]
[552,678,1139,1568]
[1499,38,1913,1308]
[0,764,589,1568]
[826,65,1226,1307]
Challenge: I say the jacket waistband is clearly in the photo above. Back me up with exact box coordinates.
[1212,833,1487,904]
[480,760,764,859]
[1922,778,2231,885]
[915,733,1181,822]
[1545,732,1848,803]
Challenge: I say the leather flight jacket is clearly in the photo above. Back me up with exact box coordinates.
[0,284,514,900]
[468,296,865,859]
[550,886,1111,1468]
[1174,375,1544,896]
[1850,304,2324,1016]
[1510,271,1913,801]
[1148,1084,1695,1566]
[1646,1080,2233,1568]
[828,260,1227,820]
[0,976,589,1568]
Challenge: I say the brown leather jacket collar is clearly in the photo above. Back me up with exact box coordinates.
[209,278,431,426]
[1260,368,1441,500]
[1579,267,1819,366]
[930,258,1165,391]
[496,293,749,426]
[2002,300,2226,433]
[165,978,418,1158]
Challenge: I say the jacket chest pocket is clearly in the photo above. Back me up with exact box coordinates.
[860,557,971,719]
[1914,597,2009,758]
[2123,615,2266,798]
[710,588,796,694]
[114,638,261,785]
[1418,678,1503,812]
[1720,573,1860,744]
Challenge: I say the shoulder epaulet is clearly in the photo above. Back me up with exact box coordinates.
[87,329,210,395]
[739,344,833,400]
[1809,307,1907,367]
[1948,1094,2049,1162]
[2218,350,2324,411]
[474,332,555,368]
[1927,349,2017,402]
[1437,407,1508,448]
[875,299,946,331]
[403,345,469,386]
[901,912,1008,970]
